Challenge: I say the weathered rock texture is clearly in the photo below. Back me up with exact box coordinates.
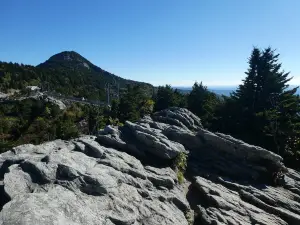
[1,107,300,225]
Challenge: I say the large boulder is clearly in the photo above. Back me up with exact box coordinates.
[17,93,66,110]
[152,107,203,131]
[1,107,300,225]
[0,138,189,225]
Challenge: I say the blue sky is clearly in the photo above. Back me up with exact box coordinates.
[1,0,299,87]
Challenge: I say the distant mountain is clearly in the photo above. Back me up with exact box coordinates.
[37,51,154,99]
[209,89,235,96]
[0,51,154,100]
[175,86,300,96]
[174,86,236,96]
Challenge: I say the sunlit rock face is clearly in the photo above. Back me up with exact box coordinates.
[1,107,300,225]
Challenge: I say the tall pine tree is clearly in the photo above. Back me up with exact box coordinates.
[226,47,300,158]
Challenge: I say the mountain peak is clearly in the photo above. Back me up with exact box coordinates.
[48,51,88,62]
[35,51,154,100]
[40,51,92,70]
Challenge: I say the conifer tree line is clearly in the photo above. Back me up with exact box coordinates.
[151,47,300,168]
[0,47,299,169]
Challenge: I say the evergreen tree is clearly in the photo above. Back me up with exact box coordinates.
[224,47,300,156]
[118,85,148,122]
[187,82,221,128]
[173,89,187,108]
[232,47,261,112]
[154,85,187,111]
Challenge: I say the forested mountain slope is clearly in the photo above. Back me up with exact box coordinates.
[0,51,154,100]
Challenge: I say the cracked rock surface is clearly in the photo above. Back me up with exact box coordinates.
[1,107,300,225]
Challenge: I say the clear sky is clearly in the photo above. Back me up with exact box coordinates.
[1,0,299,87]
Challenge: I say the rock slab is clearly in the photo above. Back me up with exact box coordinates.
[1,107,300,225]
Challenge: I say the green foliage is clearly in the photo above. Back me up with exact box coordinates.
[174,152,187,171]
[154,85,187,111]
[1,48,300,174]
[0,52,156,150]
[20,117,50,144]
[0,100,110,149]
[86,106,105,134]
[1,72,12,90]
[212,47,300,167]
[187,82,221,128]
[64,104,84,121]
[50,105,61,117]
[173,152,187,184]
[140,99,155,117]
[110,99,120,119]
[0,63,40,92]
[56,119,79,140]
[0,51,154,100]
[108,117,124,126]
[0,99,65,146]
[185,209,194,225]
[116,84,153,122]
[177,171,185,185]
[44,106,51,117]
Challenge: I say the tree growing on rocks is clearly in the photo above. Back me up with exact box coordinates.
[216,47,300,162]
[173,152,187,184]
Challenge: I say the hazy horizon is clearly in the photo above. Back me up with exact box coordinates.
[173,84,299,89]
[173,85,300,96]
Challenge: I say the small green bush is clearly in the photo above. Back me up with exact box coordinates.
[177,170,185,184]
[185,209,194,225]
[108,117,123,126]
[173,152,187,184]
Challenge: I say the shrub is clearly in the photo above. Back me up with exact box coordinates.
[56,120,79,140]
[177,170,185,184]
[173,152,187,184]
[140,99,155,116]
[108,117,123,127]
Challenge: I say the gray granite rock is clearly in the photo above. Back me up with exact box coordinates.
[17,93,66,110]
[193,176,300,225]
[0,137,188,225]
[152,107,203,131]
[1,108,300,225]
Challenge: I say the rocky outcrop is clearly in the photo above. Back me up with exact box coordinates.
[18,93,66,110]
[0,92,8,100]
[1,107,300,225]
[0,137,188,225]
[45,96,67,110]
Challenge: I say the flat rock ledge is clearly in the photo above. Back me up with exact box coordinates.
[0,107,299,225]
